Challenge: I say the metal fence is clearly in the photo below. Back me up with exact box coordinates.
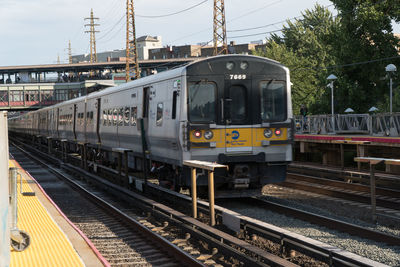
[295,113,400,136]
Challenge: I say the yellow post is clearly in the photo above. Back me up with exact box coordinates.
[208,170,215,226]
[191,167,197,219]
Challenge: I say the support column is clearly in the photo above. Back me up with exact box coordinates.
[208,170,215,226]
[0,111,10,266]
[340,144,344,170]
[370,163,377,224]
[191,167,197,219]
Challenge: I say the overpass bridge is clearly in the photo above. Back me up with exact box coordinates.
[0,80,115,111]
[0,58,197,84]
[0,58,197,111]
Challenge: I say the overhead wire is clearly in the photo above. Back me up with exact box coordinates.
[136,0,209,18]
[227,4,334,33]
[311,55,400,71]
[97,14,125,41]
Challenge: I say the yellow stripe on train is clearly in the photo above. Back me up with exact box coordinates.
[190,127,288,148]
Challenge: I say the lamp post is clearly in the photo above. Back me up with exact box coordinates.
[385,64,397,114]
[327,74,337,133]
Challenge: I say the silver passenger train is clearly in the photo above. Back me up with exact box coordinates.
[9,55,293,196]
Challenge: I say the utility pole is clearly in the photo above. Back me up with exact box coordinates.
[68,40,72,64]
[213,0,228,56]
[57,54,60,64]
[126,0,140,82]
[85,9,99,76]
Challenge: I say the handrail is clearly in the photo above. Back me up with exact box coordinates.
[295,112,400,137]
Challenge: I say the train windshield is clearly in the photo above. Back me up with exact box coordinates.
[188,82,216,123]
[260,81,286,122]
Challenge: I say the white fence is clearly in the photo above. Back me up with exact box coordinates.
[295,113,400,136]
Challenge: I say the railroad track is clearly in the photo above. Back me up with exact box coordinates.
[288,162,400,190]
[246,197,400,246]
[281,172,400,220]
[10,145,203,267]
[11,142,298,267]
[11,137,389,267]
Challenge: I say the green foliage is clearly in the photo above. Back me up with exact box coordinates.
[253,1,400,114]
[330,0,400,113]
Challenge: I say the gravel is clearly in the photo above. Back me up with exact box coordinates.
[220,185,400,266]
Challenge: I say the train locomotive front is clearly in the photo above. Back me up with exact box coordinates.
[180,55,293,195]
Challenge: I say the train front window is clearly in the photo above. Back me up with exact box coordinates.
[260,81,286,122]
[227,85,247,124]
[188,82,216,123]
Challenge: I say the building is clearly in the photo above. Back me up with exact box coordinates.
[72,35,269,63]
[149,45,202,60]
[72,35,162,63]
[137,36,163,60]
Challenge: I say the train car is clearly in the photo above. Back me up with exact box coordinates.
[9,55,293,197]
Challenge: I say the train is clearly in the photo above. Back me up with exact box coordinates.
[9,55,293,197]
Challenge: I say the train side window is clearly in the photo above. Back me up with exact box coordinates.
[131,107,137,126]
[108,109,112,126]
[156,102,163,126]
[172,91,177,120]
[124,107,130,126]
[103,110,107,126]
[113,108,118,126]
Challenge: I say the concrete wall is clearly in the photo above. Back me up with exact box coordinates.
[0,111,9,267]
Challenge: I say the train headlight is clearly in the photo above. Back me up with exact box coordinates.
[193,130,202,138]
[263,129,273,138]
[275,128,282,136]
[226,61,235,70]
[240,61,249,70]
[204,130,213,140]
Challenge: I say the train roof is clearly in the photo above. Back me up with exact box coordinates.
[10,55,286,118]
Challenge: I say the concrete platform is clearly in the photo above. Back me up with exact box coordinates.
[9,159,108,267]
[296,133,400,146]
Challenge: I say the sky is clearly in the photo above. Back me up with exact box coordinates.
[0,0,399,66]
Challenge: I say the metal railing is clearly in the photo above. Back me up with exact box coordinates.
[295,112,400,136]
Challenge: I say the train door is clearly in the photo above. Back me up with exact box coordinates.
[223,78,253,154]
[84,101,87,142]
[141,86,151,151]
[96,98,101,144]
[73,104,77,140]
[142,86,150,126]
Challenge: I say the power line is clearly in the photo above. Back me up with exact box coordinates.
[99,22,125,44]
[227,4,334,33]
[167,0,285,44]
[320,55,400,71]
[136,0,209,18]
[228,29,282,39]
[227,16,302,32]
[227,0,284,24]
[97,14,125,41]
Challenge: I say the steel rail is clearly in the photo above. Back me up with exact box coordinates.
[12,137,389,267]
[11,142,205,267]
[11,139,290,267]
[284,174,400,210]
[248,198,400,247]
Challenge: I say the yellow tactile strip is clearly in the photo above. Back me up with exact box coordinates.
[9,160,85,267]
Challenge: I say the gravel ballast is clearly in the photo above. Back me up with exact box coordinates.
[220,185,400,266]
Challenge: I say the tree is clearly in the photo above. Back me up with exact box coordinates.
[254,4,338,114]
[329,0,400,113]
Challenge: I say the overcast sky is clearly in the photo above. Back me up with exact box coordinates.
[0,0,399,66]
